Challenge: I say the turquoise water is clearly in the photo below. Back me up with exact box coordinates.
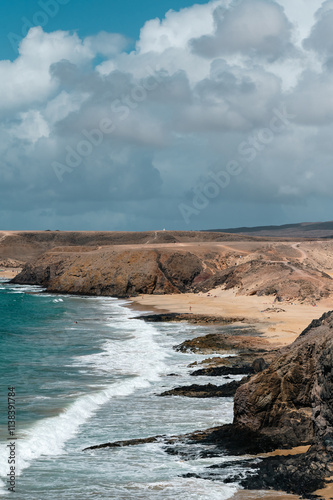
[0,281,242,499]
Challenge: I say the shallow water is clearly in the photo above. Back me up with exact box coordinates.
[0,281,247,499]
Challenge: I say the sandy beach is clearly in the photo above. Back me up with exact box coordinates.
[0,267,22,279]
[131,289,333,499]
[131,287,333,347]
[230,491,302,499]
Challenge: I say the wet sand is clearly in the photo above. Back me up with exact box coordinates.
[230,491,302,499]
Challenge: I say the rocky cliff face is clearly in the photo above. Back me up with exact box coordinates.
[233,310,333,450]
[11,248,211,297]
[12,239,333,301]
[163,312,333,496]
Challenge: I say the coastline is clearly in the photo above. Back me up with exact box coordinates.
[230,491,301,499]
[130,287,332,347]
[129,290,333,499]
[7,266,333,498]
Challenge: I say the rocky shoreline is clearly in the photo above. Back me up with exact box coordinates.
[7,231,333,498]
[82,310,333,499]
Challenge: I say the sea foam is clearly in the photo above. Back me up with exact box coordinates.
[0,307,168,494]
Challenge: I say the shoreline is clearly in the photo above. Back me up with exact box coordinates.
[130,287,332,347]
[3,281,330,498]
[129,290,332,499]
[230,492,302,499]
[0,268,22,279]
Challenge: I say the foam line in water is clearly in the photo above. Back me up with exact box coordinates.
[0,306,168,493]
[72,317,169,377]
[125,477,239,499]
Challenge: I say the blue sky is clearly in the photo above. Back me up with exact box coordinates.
[0,0,332,231]
[0,0,209,60]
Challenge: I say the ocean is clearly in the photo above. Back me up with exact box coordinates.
[0,280,246,499]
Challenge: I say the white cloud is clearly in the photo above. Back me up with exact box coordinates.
[10,110,50,143]
[137,1,219,54]
[191,0,294,61]
[0,27,93,112]
[44,91,89,126]
[83,31,129,57]
[2,1,333,231]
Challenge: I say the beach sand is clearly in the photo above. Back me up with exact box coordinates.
[313,483,333,500]
[0,267,22,279]
[130,289,333,499]
[131,287,333,347]
[230,491,302,499]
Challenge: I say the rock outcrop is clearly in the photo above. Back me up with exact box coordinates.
[164,311,333,496]
[83,312,333,496]
[9,233,333,301]
[190,355,271,376]
[159,379,248,398]
[174,332,272,355]
[11,248,209,297]
[137,313,245,324]
[233,311,333,450]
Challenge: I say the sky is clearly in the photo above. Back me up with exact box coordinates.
[0,0,332,231]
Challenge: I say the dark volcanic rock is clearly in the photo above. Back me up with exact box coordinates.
[137,313,244,324]
[191,365,254,376]
[190,356,270,376]
[167,312,333,496]
[84,311,333,498]
[183,424,278,455]
[174,332,272,355]
[233,311,333,450]
[239,447,330,498]
[83,435,165,451]
[159,379,248,398]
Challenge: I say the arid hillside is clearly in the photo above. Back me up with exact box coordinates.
[9,236,333,302]
[0,229,273,265]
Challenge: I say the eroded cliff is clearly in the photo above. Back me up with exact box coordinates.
[11,239,333,301]
[11,247,217,297]
[233,310,333,450]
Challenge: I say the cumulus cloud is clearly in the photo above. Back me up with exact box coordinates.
[303,1,333,57]
[83,31,130,57]
[191,0,294,61]
[1,1,333,231]
[0,28,93,113]
[137,1,219,54]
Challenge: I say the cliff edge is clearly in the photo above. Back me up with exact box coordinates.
[233,310,333,451]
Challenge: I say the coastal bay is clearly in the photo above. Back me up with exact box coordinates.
[4,229,333,498]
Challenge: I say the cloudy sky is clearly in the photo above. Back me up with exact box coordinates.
[0,0,332,230]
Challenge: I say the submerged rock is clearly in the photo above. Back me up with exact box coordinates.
[83,435,165,451]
